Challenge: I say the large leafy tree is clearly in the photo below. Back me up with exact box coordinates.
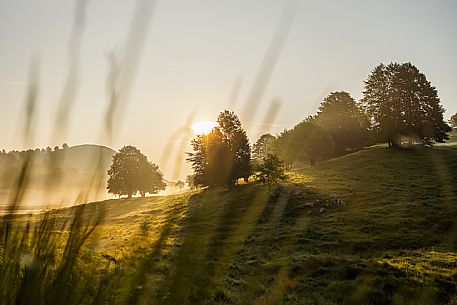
[362,62,451,146]
[276,117,334,166]
[316,91,369,154]
[295,120,335,166]
[107,145,166,198]
[136,161,167,197]
[187,110,251,189]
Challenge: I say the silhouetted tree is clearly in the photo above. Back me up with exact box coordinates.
[273,129,295,168]
[54,146,60,152]
[185,175,196,190]
[62,143,69,149]
[137,161,166,197]
[107,145,165,198]
[450,113,457,129]
[252,133,276,166]
[316,91,369,154]
[46,146,52,154]
[187,110,251,189]
[297,120,335,166]
[175,180,185,190]
[255,153,286,193]
[276,118,334,166]
[362,62,451,146]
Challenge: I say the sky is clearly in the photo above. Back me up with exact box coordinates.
[1,0,457,179]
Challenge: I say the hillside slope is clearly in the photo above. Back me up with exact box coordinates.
[38,140,457,304]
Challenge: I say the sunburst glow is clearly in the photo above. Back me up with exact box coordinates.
[191,121,218,135]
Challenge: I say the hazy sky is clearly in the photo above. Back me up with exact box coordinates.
[1,0,456,179]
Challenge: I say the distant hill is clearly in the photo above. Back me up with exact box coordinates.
[0,144,116,208]
[52,144,116,173]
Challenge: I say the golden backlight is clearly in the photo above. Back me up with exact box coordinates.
[191,121,218,135]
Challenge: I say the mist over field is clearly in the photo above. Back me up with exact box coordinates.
[1,0,457,304]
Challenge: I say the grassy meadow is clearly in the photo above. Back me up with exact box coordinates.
[3,132,455,304]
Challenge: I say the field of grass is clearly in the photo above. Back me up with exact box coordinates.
[2,134,457,304]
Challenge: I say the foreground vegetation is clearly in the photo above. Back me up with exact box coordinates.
[2,137,456,304]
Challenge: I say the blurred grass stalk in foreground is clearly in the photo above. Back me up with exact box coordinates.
[0,0,155,303]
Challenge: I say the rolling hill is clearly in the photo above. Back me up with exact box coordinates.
[29,134,457,304]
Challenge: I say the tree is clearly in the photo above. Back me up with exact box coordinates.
[273,129,295,168]
[252,134,276,166]
[62,143,69,149]
[107,145,166,198]
[187,110,251,189]
[276,118,334,166]
[362,62,451,146]
[186,175,196,190]
[296,120,335,166]
[450,113,457,129]
[137,161,166,197]
[316,91,369,154]
[54,146,60,152]
[175,180,185,190]
[255,153,286,193]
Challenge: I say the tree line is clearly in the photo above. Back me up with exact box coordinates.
[187,62,454,190]
[1,62,456,198]
[0,143,70,160]
[101,61,456,196]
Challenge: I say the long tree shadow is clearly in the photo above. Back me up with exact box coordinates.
[88,197,189,305]
[153,184,272,304]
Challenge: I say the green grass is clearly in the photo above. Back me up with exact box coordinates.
[3,134,457,304]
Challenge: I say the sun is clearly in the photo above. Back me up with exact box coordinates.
[191,121,218,135]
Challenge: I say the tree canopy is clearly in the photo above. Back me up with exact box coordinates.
[107,145,166,198]
[362,62,451,146]
[450,113,457,129]
[252,133,276,166]
[187,110,251,189]
[276,118,334,166]
[255,153,286,193]
[316,91,369,154]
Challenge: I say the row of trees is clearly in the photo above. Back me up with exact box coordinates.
[107,62,454,195]
[252,91,370,167]
[257,62,453,166]
[0,143,70,159]
[187,62,454,190]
